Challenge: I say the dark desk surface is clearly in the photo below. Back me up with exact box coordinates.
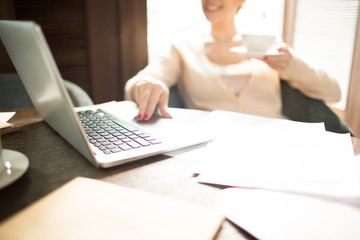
[1,109,360,240]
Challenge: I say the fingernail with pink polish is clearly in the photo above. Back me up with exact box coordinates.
[144,114,149,120]
[137,114,142,120]
[263,56,268,60]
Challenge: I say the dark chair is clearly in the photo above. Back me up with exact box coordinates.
[280,80,353,136]
[168,80,354,136]
[168,83,187,109]
[0,73,93,109]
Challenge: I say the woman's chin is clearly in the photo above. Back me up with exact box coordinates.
[203,12,221,23]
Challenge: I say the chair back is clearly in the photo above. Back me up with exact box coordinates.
[281,80,353,136]
[0,73,93,109]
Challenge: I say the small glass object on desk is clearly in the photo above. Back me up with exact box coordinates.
[0,135,29,190]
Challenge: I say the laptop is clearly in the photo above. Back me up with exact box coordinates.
[0,20,211,168]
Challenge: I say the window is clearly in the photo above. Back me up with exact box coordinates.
[291,0,359,110]
[147,0,207,62]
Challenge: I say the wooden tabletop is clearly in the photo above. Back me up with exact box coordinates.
[0,108,359,240]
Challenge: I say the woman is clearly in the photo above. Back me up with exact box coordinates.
[125,0,341,121]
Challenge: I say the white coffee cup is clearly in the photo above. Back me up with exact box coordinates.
[0,136,5,175]
[241,34,276,53]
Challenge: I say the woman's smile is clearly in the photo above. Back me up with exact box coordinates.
[203,1,223,15]
[204,3,223,12]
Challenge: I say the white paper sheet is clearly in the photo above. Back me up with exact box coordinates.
[0,112,16,129]
[215,187,360,240]
[0,112,15,122]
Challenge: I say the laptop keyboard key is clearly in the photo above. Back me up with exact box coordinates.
[135,138,152,146]
[127,141,142,149]
[119,144,132,151]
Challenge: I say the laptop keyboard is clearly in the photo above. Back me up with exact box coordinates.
[77,109,161,155]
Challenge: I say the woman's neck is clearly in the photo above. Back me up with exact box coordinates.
[210,19,237,42]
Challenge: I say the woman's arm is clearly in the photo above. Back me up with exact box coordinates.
[264,44,341,103]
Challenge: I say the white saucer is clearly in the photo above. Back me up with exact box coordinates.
[0,149,29,190]
[231,46,283,58]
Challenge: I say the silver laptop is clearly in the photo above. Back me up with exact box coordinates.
[0,20,211,168]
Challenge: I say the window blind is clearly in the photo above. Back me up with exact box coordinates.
[292,0,359,110]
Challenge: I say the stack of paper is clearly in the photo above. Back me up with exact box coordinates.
[176,110,360,239]
[184,110,360,198]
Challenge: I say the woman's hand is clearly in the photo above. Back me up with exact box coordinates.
[131,79,172,121]
[262,43,292,72]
